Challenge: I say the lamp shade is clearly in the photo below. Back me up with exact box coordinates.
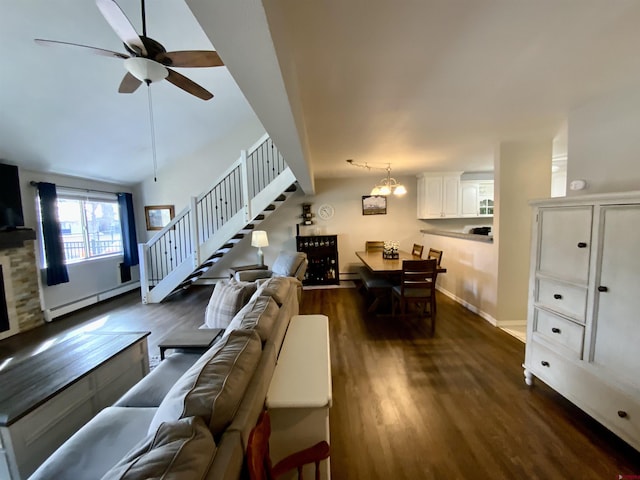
[124,57,168,83]
[394,184,407,196]
[251,230,269,247]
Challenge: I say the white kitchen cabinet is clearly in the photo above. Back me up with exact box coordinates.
[417,172,462,219]
[524,192,640,452]
[460,180,494,217]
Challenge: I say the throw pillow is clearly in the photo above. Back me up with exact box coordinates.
[204,278,257,328]
[255,276,290,306]
[271,251,306,277]
[148,329,262,438]
[225,295,279,342]
[102,416,215,480]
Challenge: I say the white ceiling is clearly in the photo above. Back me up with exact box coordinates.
[0,0,258,185]
[3,1,640,189]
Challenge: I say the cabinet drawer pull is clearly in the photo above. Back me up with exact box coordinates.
[553,294,562,300]
[551,327,561,334]
[541,361,550,367]
[618,410,628,418]
[577,242,587,248]
[597,286,608,292]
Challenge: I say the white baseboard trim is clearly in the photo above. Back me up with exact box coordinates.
[495,319,527,328]
[436,286,499,326]
[45,282,140,322]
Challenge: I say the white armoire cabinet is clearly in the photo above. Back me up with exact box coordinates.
[416,172,462,219]
[524,192,640,452]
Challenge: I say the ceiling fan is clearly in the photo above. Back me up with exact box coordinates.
[34,0,223,100]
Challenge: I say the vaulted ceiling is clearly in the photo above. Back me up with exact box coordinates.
[3,1,640,193]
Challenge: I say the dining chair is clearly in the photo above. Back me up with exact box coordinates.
[359,241,393,312]
[391,259,438,334]
[247,409,330,480]
[411,243,424,258]
[427,248,443,266]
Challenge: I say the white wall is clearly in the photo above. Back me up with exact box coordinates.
[18,169,138,316]
[494,140,551,325]
[567,86,640,196]
[421,232,497,323]
[209,176,427,277]
[134,117,266,241]
[201,175,499,325]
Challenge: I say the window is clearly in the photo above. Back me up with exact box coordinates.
[478,182,494,216]
[55,193,123,264]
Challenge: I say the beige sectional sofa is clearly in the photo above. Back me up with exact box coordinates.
[29,276,300,480]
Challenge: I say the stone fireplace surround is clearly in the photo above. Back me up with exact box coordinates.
[0,229,44,341]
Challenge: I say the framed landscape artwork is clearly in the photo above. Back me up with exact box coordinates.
[362,195,387,215]
[145,205,175,230]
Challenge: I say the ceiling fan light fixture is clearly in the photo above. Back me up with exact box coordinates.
[124,57,168,83]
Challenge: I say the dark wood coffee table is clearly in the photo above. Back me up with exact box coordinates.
[158,328,224,360]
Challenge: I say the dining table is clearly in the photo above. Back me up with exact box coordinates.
[355,250,447,275]
[356,250,447,313]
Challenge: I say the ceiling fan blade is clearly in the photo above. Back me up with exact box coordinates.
[118,72,142,93]
[34,39,129,59]
[157,51,224,68]
[95,0,147,56]
[166,69,213,100]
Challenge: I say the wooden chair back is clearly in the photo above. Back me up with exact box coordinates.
[427,248,443,266]
[412,243,424,258]
[365,241,385,252]
[247,410,330,480]
[392,259,438,333]
[398,259,437,296]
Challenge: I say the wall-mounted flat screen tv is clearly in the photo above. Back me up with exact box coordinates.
[0,163,25,231]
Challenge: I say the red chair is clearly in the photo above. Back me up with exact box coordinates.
[247,410,330,480]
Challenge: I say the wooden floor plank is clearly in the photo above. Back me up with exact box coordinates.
[1,284,639,478]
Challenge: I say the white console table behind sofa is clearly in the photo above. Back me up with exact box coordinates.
[266,314,332,480]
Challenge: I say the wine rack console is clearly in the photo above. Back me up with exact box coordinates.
[296,235,339,286]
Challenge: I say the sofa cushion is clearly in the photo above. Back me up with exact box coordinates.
[29,407,157,480]
[148,329,262,438]
[225,295,279,342]
[114,353,201,408]
[272,251,306,277]
[254,276,290,306]
[204,278,257,329]
[101,416,216,480]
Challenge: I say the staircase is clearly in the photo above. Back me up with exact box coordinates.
[138,134,297,304]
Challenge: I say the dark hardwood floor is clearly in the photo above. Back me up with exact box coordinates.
[1,285,639,478]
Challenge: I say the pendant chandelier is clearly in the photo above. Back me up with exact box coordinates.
[346,159,407,196]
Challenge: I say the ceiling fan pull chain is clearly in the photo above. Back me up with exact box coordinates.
[147,84,158,182]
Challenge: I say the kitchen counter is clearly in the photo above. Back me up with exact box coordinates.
[420,229,493,243]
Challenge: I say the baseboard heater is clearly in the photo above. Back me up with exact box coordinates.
[44,282,140,322]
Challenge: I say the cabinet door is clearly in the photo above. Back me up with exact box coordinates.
[422,177,444,218]
[460,182,479,216]
[416,176,427,218]
[591,205,640,386]
[538,206,592,284]
[442,175,460,217]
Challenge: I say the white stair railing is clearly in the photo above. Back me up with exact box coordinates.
[138,134,295,304]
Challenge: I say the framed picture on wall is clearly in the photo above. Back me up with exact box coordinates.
[362,195,387,215]
[145,205,175,230]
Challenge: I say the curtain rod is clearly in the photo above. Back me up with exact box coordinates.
[29,181,125,196]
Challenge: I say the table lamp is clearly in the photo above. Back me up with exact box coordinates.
[251,230,269,266]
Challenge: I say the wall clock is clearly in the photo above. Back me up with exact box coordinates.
[317,204,335,220]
